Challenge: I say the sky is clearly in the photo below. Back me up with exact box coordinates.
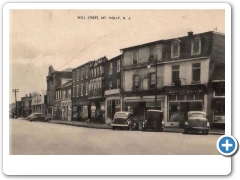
[9,9,225,103]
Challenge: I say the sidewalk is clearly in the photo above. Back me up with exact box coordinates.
[50,120,225,135]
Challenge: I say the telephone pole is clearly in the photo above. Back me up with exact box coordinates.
[12,89,19,117]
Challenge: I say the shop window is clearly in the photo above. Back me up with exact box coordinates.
[195,93,203,100]
[133,75,140,90]
[132,50,138,65]
[169,102,179,122]
[214,103,225,116]
[115,99,120,106]
[186,94,194,100]
[107,100,112,106]
[169,95,177,101]
[172,65,180,84]
[215,86,225,97]
[191,37,201,55]
[192,63,201,83]
[171,41,180,58]
[190,102,202,111]
[177,94,185,101]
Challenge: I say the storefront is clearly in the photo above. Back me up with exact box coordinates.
[72,99,90,121]
[89,100,105,124]
[123,95,164,121]
[164,85,207,127]
[53,101,61,120]
[61,100,72,121]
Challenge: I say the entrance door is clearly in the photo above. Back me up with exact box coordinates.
[136,102,146,121]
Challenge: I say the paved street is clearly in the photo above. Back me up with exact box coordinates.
[10,119,220,155]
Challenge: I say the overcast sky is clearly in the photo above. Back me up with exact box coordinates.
[9,9,225,103]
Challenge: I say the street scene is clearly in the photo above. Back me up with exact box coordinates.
[9,10,225,155]
[10,118,221,155]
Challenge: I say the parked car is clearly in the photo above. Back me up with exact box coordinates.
[111,111,138,130]
[142,110,164,132]
[183,111,210,135]
[27,113,52,122]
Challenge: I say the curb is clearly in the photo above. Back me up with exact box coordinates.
[50,121,225,135]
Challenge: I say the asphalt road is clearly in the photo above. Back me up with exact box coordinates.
[9,119,220,155]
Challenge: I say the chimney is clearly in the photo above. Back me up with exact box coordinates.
[188,31,193,36]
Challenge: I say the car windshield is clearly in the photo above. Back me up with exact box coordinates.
[115,113,129,118]
[189,113,205,118]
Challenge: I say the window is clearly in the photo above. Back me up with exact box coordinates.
[81,68,84,80]
[171,41,180,58]
[117,79,120,88]
[99,66,102,75]
[107,100,112,106]
[191,37,201,55]
[73,86,75,97]
[81,84,83,96]
[62,91,65,99]
[192,63,201,83]
[86,67,88,78]
[109,62,113,75]
[109,81,112,89]
[76,85,79,97]
[90,69,93,77]
[51,80,54,85]
[94,68,96,77]
[149,73,156,89]
[115,99,120,106]
[55,91,58,99]
[172,65,180,84]
[149,46,155,61]
[132,50,138,64]
[117,60,120,72]
[133,75,140,90]
[86,82,88,95]
[68,89,71,98]
[77,70,79,81]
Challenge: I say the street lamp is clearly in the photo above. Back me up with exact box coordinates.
[147,55,158,109]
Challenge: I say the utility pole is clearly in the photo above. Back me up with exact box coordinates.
[12,89,19,117]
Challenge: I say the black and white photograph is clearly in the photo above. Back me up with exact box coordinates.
[3,2,233,176]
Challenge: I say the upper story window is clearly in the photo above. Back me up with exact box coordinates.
[90,69,93,77]
[81,68,84,80]
[192,63,201,83]
[86,82,88,95]
[109,62,113,75]
[51,80,54,86]
[73,86,75,97]
[96,66,99,76]
[117,79,120,88]
[68,89,71,98]
[149,73,156,89]
[191,37,201,55]
[77,70,79,81]
[171,41,180,58]
[63,90,66,99]
[99,66,103,75]
[81,84,83,96]
[109,81,112,90]
[132,50,138,65]
[86,67,88,78]
[76,85,79,97]
[149,46,155,61]
[94,68,96,77]
[172,65,180,84]
[133,75,140,90]
[117,60,120,72]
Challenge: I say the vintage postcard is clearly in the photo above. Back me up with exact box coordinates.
[3,2,232,176]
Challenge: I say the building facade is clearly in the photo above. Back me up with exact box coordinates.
[104,55,122,124]
[20,94,32,118]
[121,31,225,127]
[46,66,72,119]
[31,93,47,115]
[55,79,72,121]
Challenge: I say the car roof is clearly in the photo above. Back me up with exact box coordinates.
[188,111,206,115]
[147,110,163,112]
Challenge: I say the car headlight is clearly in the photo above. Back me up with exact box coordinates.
[162,120,165,125]
[184,121,189,126]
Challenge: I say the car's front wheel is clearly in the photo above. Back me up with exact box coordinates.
[112,126,115,130]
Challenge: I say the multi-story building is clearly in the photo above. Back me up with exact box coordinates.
[46,66,72,119]
[55,79,72,121]
[88,56,107,123]
[31,92,47,115]
[104,55,122,124]
[121,31,225,127]
[20,94,32,118]
[72,62,91,121]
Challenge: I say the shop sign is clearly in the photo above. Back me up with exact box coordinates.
[165,88,204,95]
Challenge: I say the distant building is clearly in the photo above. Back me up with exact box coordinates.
[46,66,72,119]
[20,94,32,117]
[31,92,47,115]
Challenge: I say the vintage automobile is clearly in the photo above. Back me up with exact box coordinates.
[142,110,164,132]
[27,113,52,122]
[111,111,138,130]
[183,111,210,135]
